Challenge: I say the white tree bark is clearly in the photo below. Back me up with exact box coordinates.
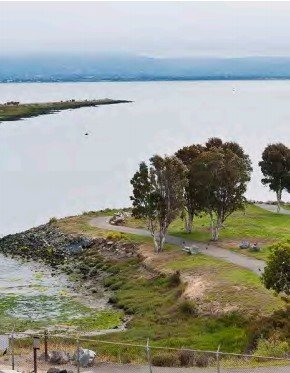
[184,211,194,233]
[276,189,282,213]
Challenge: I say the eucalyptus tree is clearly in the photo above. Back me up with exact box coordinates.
[262,243,290,295]
[192,142,252,241]
[259,143,290,213]
[175,144,204,233]
[130,155,187,253]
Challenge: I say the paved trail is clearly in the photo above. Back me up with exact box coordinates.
[89,217,265,274]
[256,203,290,215]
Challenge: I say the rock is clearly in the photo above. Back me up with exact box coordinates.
[47,350,70,364]
[73,348,96,367]
[47,368,60,373]
[109,211,130,226]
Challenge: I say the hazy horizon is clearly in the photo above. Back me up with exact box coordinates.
[2,2,290,58]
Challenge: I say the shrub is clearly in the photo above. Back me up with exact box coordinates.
[194,353,213,367]
[179,300,198,316]
[48,217,57,225]
[178,350,195,366]
[254,336,289,357]
[152,352,180,367]
[168,270,181,287]
[106,232,125,240]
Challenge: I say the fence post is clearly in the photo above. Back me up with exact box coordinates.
[76,339,80,373]
[146,338,152,373]
[11,331,15,370]
[216,345,221,373]
[33,336,40,373]
[44,330,48,361]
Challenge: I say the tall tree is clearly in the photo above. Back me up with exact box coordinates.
[259,143,290,213]
[262,242,290,295]
[175,144,204,233]
[130,155,187,253]
[192,145,252,241]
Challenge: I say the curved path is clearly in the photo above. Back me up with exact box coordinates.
[256,203,290,215]
[90,217,265,274]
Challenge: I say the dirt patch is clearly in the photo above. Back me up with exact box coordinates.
[182,275,209,301]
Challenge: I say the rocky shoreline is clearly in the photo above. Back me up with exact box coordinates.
[0,221,138,334]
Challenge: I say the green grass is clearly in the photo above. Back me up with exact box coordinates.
[0,99,130,122]
[124,204,290,259]
[68,240,285,354]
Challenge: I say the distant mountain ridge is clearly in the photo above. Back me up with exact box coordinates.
[2,54,290,82]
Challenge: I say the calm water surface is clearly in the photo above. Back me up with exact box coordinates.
[1,81,290,235]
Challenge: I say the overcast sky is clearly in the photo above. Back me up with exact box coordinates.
[2,1,290,58]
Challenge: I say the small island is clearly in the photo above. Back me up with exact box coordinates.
[0,98,131,122]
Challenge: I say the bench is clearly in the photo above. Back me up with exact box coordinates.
[182,246,200,255]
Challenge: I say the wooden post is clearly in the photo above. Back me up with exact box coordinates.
[11,332,15,370]
[33,336,40,373]
[76,339,80,373]
[146,338,152,373]
[44,330,48,361]
[216,345,221,373]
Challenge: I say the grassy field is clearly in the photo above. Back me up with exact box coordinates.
[122,204,290,260]
[0,99,130,122]
[55,213,287,353]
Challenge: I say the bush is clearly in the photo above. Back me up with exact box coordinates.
[254,335,289,357]
[178,350,195,366]
[168,270,181,287]
[179,300,198,316]
[48,217,57,225]
[106,232,125,240]
[152,352,180,367]
[194,353,213,367]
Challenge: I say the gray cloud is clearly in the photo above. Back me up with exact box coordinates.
[1,1,290,57]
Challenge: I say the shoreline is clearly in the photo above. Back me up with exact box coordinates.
[0,223,130,334]
[0,98,132,122]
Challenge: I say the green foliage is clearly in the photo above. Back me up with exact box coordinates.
[259,143,290,211]
[130,155,187,252]
[248,306,290,348]
[106,232,125,240]
[48,217,57,225]
[179,300,198,316]
[168,270,181,286]
[254,335,289,357]
[262,242,290,294]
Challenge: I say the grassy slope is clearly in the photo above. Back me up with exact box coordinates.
[125,204,290,260]
[0,99,129,122]
[56,212,286,353]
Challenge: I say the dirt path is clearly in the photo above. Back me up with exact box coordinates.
[256,203,290,215]
[89,217,265,274]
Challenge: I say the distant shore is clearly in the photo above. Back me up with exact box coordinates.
[0,98,132,122]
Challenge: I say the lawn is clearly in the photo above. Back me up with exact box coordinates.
[122,204,290,260]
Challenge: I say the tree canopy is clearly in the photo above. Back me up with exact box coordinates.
[130,155,187,252]
[262,242,290,295]
[259,143,290,212]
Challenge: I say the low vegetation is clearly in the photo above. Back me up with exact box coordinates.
[55,213,288,355]
[0,99,130,122]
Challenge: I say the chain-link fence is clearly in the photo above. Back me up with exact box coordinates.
[0,332,289,373]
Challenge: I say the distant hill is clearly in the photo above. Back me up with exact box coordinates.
[2,54,290,82]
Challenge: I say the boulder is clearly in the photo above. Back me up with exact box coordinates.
[47,350,70,364]
[73,348,96,367]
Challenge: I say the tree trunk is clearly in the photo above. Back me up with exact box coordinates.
[184,211,194,233]
[276,189,282,213]
[211,214,222,241]
[153,230,166,253]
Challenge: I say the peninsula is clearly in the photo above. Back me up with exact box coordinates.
[0,98,131,122]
